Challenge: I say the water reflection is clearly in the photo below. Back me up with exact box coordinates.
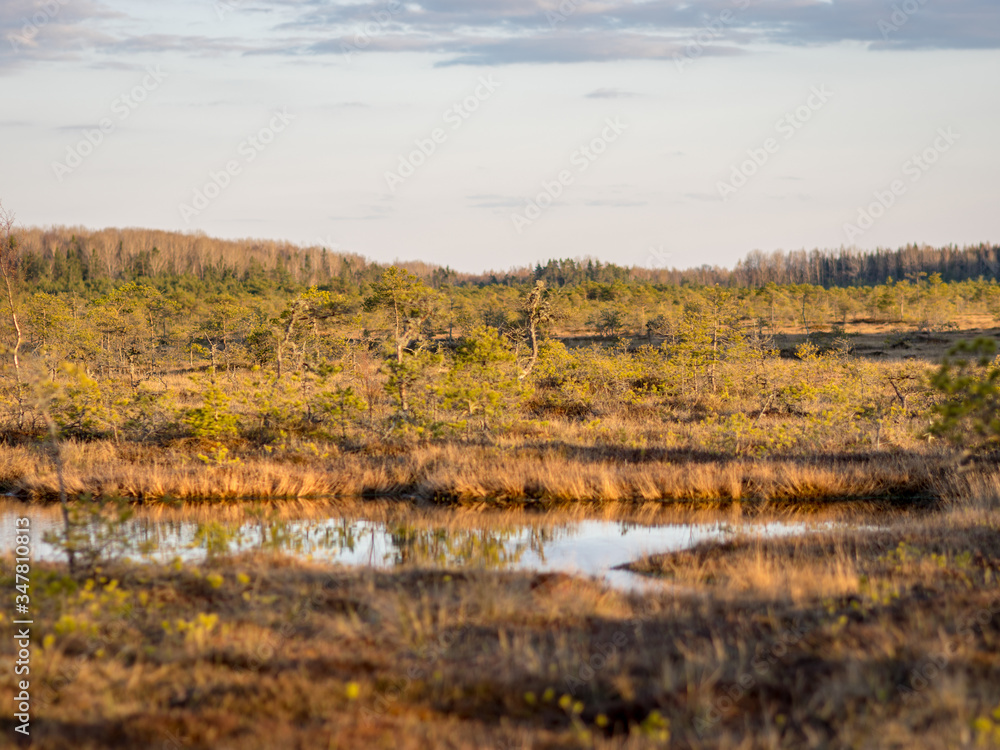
[0,503,818,590]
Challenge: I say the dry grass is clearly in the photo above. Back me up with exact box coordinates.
[2,499,999,749]
[0,437,952,509]
[626,532,866,602]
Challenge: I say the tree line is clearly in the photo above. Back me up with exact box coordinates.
[11,224,1000,294]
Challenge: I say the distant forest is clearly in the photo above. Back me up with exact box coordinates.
[12,225,1000,292]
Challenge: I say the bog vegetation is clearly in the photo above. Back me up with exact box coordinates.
[4,490,1000,748]
[2,212,1000,504]
[3,212,1000,749]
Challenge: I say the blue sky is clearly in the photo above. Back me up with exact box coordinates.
[1,0,998,272]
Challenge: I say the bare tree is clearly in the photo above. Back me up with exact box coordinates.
[519,281,554,379]
[0,201,24,428]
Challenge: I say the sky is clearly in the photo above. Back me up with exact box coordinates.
[0,0,998,274]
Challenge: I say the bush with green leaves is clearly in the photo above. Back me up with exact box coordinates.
[184,372,240,439]
[314,362,368,441]
[930,338,1000,451]
[384,349,446,439]
[443,326,524,431]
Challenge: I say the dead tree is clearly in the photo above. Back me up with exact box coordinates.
[519,281,554,379]
[0,202,24,428]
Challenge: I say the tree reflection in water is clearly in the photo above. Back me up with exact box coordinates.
[386,524,554,568]
[173,514,561,571]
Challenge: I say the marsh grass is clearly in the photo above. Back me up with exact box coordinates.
[2,498,998,749]
[0,436,953,509]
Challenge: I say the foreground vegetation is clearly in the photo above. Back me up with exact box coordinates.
[2,491,999,749]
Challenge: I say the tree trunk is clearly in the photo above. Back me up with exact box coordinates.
[3,274,24,428]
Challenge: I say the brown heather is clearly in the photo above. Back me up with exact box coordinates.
[1,497,998,748]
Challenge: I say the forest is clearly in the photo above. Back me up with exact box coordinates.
[11,223,1000,290]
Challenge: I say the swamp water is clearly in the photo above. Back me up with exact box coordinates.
[0,503,827,590]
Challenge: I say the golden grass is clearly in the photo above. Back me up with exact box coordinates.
[0,437,949,509]
[627,529,870,602]
[2,502,998,748]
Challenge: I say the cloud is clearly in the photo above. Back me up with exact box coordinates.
[278,0,1000,65]
[583,198,647,206]
[3,0,999,71]
[100,33,258,56]
[55,123,100,132]
[585,87,640,98]
[0,0,273,74]
[764,192,811,201]
[433,33,696,66]
[467,193,524,209]
[0,0,121,71]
